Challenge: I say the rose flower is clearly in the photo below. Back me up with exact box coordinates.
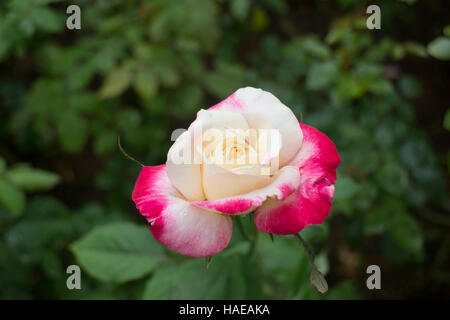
[132,87,341,257]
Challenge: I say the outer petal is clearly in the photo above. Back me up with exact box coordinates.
[209,87,303,167]
[193,165,300,214]
[196,108,249,130]
[166,131,205,201]
[132,165,233,257]
[254,124,341,235]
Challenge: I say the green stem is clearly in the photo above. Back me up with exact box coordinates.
[205,256,213,275]
[248,230,258,257]
[236,216,258,257]
[118,136,144,167]
[236,217,250,241]
[294,233,315,266]
[294,233,328,294]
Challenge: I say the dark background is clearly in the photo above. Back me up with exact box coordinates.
[0,0,449,299]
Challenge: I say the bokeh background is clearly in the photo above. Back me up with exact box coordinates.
[0,0,449,300]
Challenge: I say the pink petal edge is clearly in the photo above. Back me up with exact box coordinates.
[254,123,341,235]
[191,165,300,215]
[132,165,233,257]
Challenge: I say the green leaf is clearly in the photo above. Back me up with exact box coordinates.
[157,65,180,88]
[310,267,328,294]
[230,0,251,21]
[71,222,165,283]
[338,75,367,98]
[302,37,331,59]
[334,176,361,200]
[31,7,63,33]
[133,69,158,99]
[6,166,60,192]
[94,130,117,155]
[306,61,338,90]
[376,163,408,195]
[364,207,390,236]
[399,76,422,98]
[392,44,406,60]
[143,260,218,299]
[99,65,133,99]
[5,198,72,263]
[325,281,360,300]
[388,213,424,256]
[444,25,450,37]
[0,158,6,174]
[56,111,88,153]
[300,224,328,242]
[368,78,393,95]
[404,42,427,58]
[258,235,305,290]
[427,37,450,60]
[443,109,450,131]
[0,179,26,217]
[250,7,269,31]
[222,241,250,257]
[143,255,246,299]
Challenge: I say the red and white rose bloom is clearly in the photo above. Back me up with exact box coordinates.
[132,87,341,257]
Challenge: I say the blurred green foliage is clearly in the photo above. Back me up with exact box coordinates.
[0,0,449,299]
